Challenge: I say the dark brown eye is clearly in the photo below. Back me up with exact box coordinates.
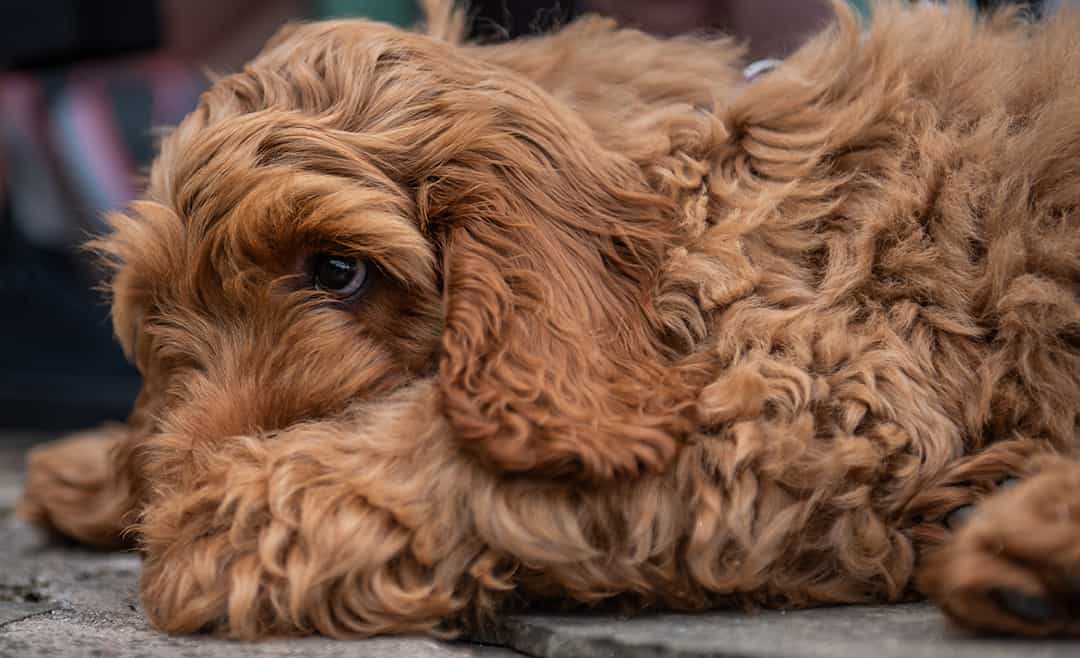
[312,254,368,297]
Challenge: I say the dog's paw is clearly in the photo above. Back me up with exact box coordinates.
[16,426,133,547]
[920,461,1080,636]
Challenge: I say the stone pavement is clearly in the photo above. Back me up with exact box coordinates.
[3,434,1080,658]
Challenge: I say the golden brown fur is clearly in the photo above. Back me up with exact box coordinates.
[19,0,1080,639]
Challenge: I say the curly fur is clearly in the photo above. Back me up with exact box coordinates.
[19,0,1080,640]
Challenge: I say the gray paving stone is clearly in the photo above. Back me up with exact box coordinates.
[0,602,59,628]
[487,605,1080,658]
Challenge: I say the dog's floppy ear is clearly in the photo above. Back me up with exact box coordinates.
[413,84,699,481]
[245,23,699,480]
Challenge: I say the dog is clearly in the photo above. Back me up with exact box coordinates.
[17,0,1080,640]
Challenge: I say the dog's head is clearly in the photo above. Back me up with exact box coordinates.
[100,16,703,492]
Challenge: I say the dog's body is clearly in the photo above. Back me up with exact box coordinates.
[19,0,1080,639]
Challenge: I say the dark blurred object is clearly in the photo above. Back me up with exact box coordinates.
[469,0,578,40]
[0,1,162,70]
[978,0,1052,19]
[469,1,1057,58]
[467,0,834,59]
[0,203,140,429]
[586,0,833,59]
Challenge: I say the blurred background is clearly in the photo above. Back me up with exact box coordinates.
[0,0,1060,432]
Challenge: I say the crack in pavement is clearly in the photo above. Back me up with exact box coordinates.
[0,602,60,629]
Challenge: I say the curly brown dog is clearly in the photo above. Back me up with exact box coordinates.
[17,0,1080,640]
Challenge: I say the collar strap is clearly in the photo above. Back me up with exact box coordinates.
[743,58,783,82]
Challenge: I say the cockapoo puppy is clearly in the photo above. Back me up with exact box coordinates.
[18,0,1080,640]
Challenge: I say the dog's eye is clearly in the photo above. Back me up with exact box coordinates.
[312,254,368,297]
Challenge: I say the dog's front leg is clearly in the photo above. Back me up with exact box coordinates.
[18,425,137,548]
[904,440,1080,635]
[918,455,1080,636]
[135,383,502,639]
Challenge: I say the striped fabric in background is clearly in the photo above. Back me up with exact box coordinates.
[0,58,203,248]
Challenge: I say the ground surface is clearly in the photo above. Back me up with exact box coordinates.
[3,433,1080,658]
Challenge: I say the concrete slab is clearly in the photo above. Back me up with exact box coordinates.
[487,605,1080,658]
[0,602,59,628]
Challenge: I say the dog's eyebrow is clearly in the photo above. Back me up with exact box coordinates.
[295,204,437,289]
